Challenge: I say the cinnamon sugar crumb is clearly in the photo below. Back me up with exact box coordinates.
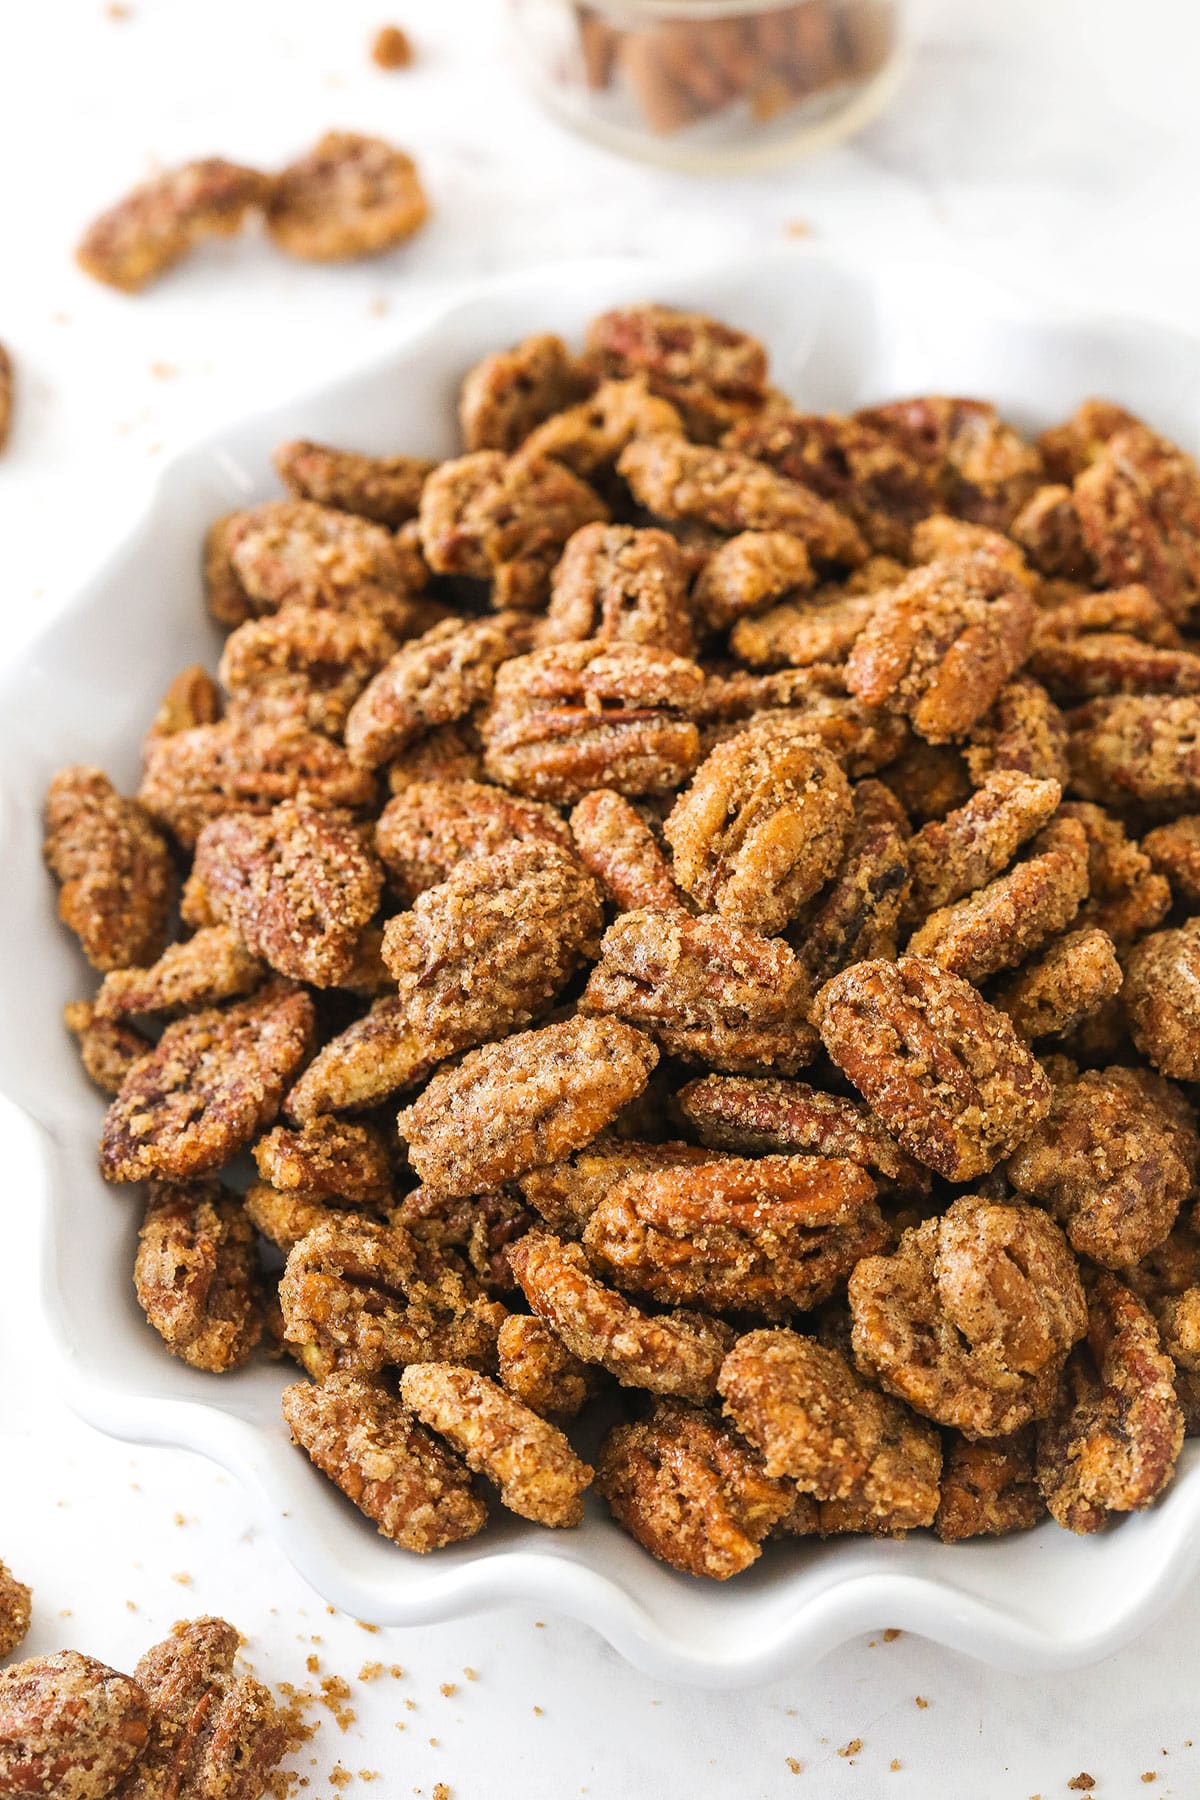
[371,24,414,69]
[329,1772,351,1791]
[786,1757,802,1774]
[915,1696,929,1709]
[1068,1779,1096,1793]
[838,1740,863,1758]
[171,1571,192,1585]
[320,1675,357,1731]
[463,1667,478,1681]
[440,1682,457,1697]
[433,1786,451,1800]
[359,1662,383,1682]
[891,1762,902,1772]
[306,1656,320,1674]
[882,1628,901,1641]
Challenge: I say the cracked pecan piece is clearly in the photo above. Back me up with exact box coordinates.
[848,1194,1087,1438]
[93,926,264,1020]
[0,1565,30,1661]
[521,376,685,480]
[569,789,683,914]
[582,1153,886,1318]
[375,778,570,904]
[1068,695,1200,810]
[75,157,267,291]
[64,1001,151,1095]
[992,926,1123,1040]
[44,767,173,972]
[0,1651,149,1799]
[481,639,703,803]
[266,130,428,260]
[903,770,1062,924]
[345,612,534,771]
[518,1140,716,1236]
[1036,1273,1183,1533]
[459,332,586,454]
[219,607,398,736]
[934,1429,1043,1542]
[400,1362,593,1527]
[595,1399,795,1579]
[791,777,912,986]
[392,1186,536,1296]
[853,395,1042,530]
[1143,814,1200,907]
[718,1330,941,1528]
[691,530,814,636]
[664,719,852,934]
[542,523,694,656]
[1073,425,1200,622]
[728,584,877,671]
[274,437,434,526]
[399,1015,658,1197]
[1123,921,1200,1080]
[580,908,817,1076]
[145,665,222,741]
[134,1180,264,1372]
[284,995,441,1120]
[1060,801,1170,945]
[281,1371,486,1551]
[100,984,314,1182]
[814,954,1051,1181]
[496,1315,598,1422]
[585,303,768,442]
[1029,631,1200,704]
[245,1182,370,1252]
[844,555,1036,744]
[193,803,382,986]
[253,1116,392,1206]
[508,1231,733,1400]
[224,498,428,629]
[964,673,1070,786]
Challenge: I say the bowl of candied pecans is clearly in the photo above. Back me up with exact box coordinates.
[12,249,1200,1684]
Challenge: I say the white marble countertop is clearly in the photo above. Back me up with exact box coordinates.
[5,1,1200,1793]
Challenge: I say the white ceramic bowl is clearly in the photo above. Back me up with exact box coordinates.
[7,249,1200,1688]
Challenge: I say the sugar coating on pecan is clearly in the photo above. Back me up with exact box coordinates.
[284,995,439,1120]
[253,1116,392,1205]
[934,1429,1043,1542]
[585,304,769,442]
[904,769,1062,922]
[791,777,912,986]
[0,1564,30,1661]
[44,766,173,972]
[848,1195,1087,1438]
[728,585,876,671]
[521,376,685,479]
[219,606,399,737]
[508,1231,733,1401]
[1011,484,1093,578]
[193,803,383,986]
[345,612,533,770]
[718,1330,941,1529]
[844,555,1036,744]
[1122,921,1200,1081]
[400,1014,658,1197]
[64,1000,151,1095]
[1031,632,1200,705]
[75,157,268,291]
[1038,400,1142,484]
[964,673,1070,786]
[400,1362,593,1527]
[853,396,1042,530]
[481,639,703,804]
[385,719,485,791]
[93,925,264,1020]
[1068,695,1200,809]
[694,671,909,775]
[992,926,1123,1040]
[0,1650,150,1800]
[245,1181,366,1252]
[418,450,608,609]
[1008,1064,1197,1268]
[518,1139,717,1236]
[496,1315,598,1421]
[691,530,814,635]
[815,955,1051,1181]
[664,720,852,934]
[376,778,570,904]
[879,739,972,824]
[1073,425,1200,621]
[146,664,222,740]
[1143,814,1200,907]
[266,130,428,260]
[569,789,683,914]
[595,1399,795,1579]
[392,1185,536,1296]
[459,332,586,454]
[134,1180,264,1372]
[225,498,426,626]
[1036,1273,1183,1533]
[582,1153,886,1318]
[100,984,314,1182]
[1059,801,1170,944]
[542,523,694,656]
[1036,581,1181,648]
[274,437,434,527]
[580,907,818,1077]
[909,514,1034,585]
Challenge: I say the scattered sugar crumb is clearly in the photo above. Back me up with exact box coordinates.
[371,24,414,69]
[915,1696,929,1709]
[356,1621,379,1634]
[433,1786,451,1800]
[125,1601,137,1613]
[359,1663,384,1683]
[359,1775,379,1785]
[429,1737,439,1747]
[890,1761,902,1772]
[105,2,132,17]
[171,1572,192,1586]
[306,1656,320,1674]
[329,1771,350,1791]
[320,1676,356,1732]
[405,1698,417,1712]
[786,1757,802,1774]
[838,1740,863,1759]
[463,1668,478,1682]
[883,1628,901,1642]
[1141,1777,1157,1786]
[440,1683,457,1698]
[1068,1779,1096,1793]
[784,220,813,238]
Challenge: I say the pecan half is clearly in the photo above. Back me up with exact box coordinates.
[219,607,398,737]
[265,131,428,261]
[496,1315,598,1422]
[691,530,814,636]
[520,376,685,480]
[253,1116,392,1206]
[0,1651,149,1799]
[585,303,768,442]
[376,778,570,904]
[274,438,434,526]
[853,396,1042,530]
[64,1001,152,1094]
[1142,814,1200,907]
[791,777,912,985]
[93,927,264,1020]
[391,1186,536,1297]
[0,1566,30,1661]
[75,158,267,291]
[345,613,534,770]
[568,789,683,914]
[225,498,426,627]
[1068,696,1200,809]
[934,1429,1043,1542]
[146,665,222,740]
[518,1140,716,1236]
[284,996,439,1120]
[134,1180,264,1372]
[44,767,173,972]
[1073,425,1200,621]
[1123,921,1200,1080]
[992,926,1123,1040]
[903,770,1062,923]
[541,523,694,656]
[1060,801,1170,945]
[963,673,1070,786]
[459,332,586,454]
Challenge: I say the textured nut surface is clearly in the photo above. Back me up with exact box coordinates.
[1073,425,1200,621]
[0,1567,30,1662]
[934,1429,1043,1542]
[568,789,682,914]
[0,1651,149,1799]
[586,304,768,438]
[1061,800,1170,946]
[345,613,534,770]
[266,130,428,260]
[791,777,912,986]
[253,1116,392,1205]
[418,451,608,608]
[225,498,426,625]
[518,1140,717,1237]
[75,157,267,291]
[691,530,814,635]
[146,665,222,740]
[391,1185,536,1297]
[134,1180,264,1372]
[854,395,1042,530]
[496,1315,597,1421]
[274,437,433,526]
[964,673,1070,786]
[542,523,694,656]
[692,669,909,774]
[459,332,585,454]
[879,739,972,824]
[1039,399,1141,483]
[1068,695,1200,808]
[283,995,439,1120]
[64,1001,151,1095]
[93,927,264,1021]
[44,767,173,972]
[1123,921,1200,1080]
[521,375,684,479]
[1143,814,1200,906]
[219,606,398,736]
[376,778,571,903]
[904,770,1062,921]
[730,586,877,671]
[992,926,1123,1040]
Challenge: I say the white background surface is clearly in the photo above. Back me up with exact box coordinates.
[4,1,1200,1793]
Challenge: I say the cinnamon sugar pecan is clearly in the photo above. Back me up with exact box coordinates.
[909,514,1033,585]
[585,304,768,442]
[1123,921,1200,1080]
[1037,582,1180,648]
[76,157,267,291]
[385,719,485,791]
[376,778,570,904]
[244,1182,366,1252]
[64,1001,151,1095]
[903,770,1062,923]
[728,585,876,670]
[459,333,586,454]
[791,777,911,985]
[1030,631,1200,703]
[693,671,909,774]
[283,996,438,1120]
[853,396,1042,530]
[219,607,398,736]
[0,1566,30,1661]
[518,1140,716,1236]
[569,789,683,913]
[265,131,428,261]
[542,523,694,656]
[44,767,173,972]
[964,674,1070,786]
[146,665,222,740]
[814,955,1051,1180]
[1073,425,1200,621]
[879,739,972,824]
[281,1371,486,1551]
[1143,813,1200,906]
[0,1651,149,1798]
[253,1116,392,1205]
[849,1195,1087,1437]
[1061,801,1170,944]
[1038,399,1141,483]
[134,1180,264,1372]
[93,926,264,1020]
[992,927,1123,1040]
[934,1429,1043,1542]
[225,498,427,629]
[274,438,434,527]
[391,1186,536,1296]
[691,530,814,636]
[521,377,685,480]
[496,1314,598,1421]
[1010,484,1092,578]
[1068,695,1200,809]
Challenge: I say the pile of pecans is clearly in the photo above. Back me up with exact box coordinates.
[46,302,1200,1580]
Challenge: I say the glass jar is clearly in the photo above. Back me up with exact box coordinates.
[508,0,905,173]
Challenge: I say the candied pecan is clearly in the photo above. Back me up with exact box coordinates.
[718,1331,941,1528]
[134,1180,264,1372]
[992,927,1123,1040]
[0,1565,30,1661]
[245,1182,363,1252]
[521,376,685,480]
[1060,801,1170,944]
[1038,399,1141,483]
[693,672,909,775]
[791,777,912,984]
[278,1216,504,1377]
[844,556,1036,744]
[400,1362,593,1527]
[393,1186,535,1295]
[385,718,485,791]
[193,803,382,986]
[1035,582,1181,648]
[0,1651,149,1799]
[729,586,876,670]
[518,1140,717,1235]
[1010,484,1092,578]
[100,984,314,1182]
[225,498,424,627]
[580,908,817,1076]
[879,739,971,824]
[815,955,1051,1181]
[139,718,376,848]
[618,434,866,566]
[585,304,768,442]
[849,1195,1087,1437]
[345,613,533,770]
[1036,1273,1183,1532]
[253,1116,392,1205]
[852,396,1042,529]
[903,770,1062,923]
[266,130,427,260]
[75,157,267,291]
[44,766,173,972]
[569,789,682,914]
[459,332,586,454]
[691,530,814,636]
[399,1015,658,1197]
[282,1371,486,1551]
[583,1153,885,1318]
[508,1231,733,1400]
[204,512,255,628]
[219,607,398,736]
[1008,1064,1196,1268]
[675,1075,931,1197]
[337,924,394,997]
[664,720,852,933]
[1073,425,1200,621]
[964,674,1070,786]
[375,777,570,904]
[542,523,694,656]
[1030,630,1200,703]
[1144,814,1200,906]
[596,1399,794,1578]
[934,1430,1043,1542]
[284,996,439,1119]
[481,639,702,804]
[93,926,264,1020]
[274,437,433,526]
[906,815,1090,984]
[418,451,608,609]
[145,665,221,740]
[1068,695,1200,809]
[496,1314,597,1421]
[64,1000,151,1094]
[1123,921,1200,1080]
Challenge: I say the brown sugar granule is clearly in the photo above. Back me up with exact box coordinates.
[838,1738,864,1757]
[786,1757,802,1774]
[371,24,413,68]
